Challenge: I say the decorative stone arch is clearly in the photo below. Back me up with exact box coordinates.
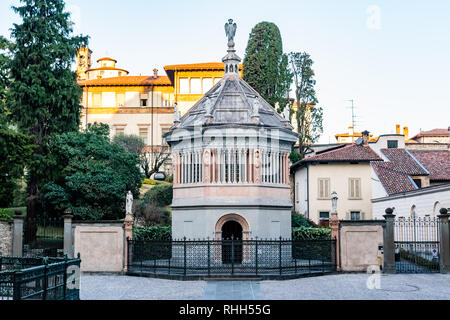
[214,214,250,240]
[214,214,251,263]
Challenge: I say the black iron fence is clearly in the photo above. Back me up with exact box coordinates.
[394,217,441,273]
[23,217,64,257]
[127,238,336,279]
[0,256,80,300]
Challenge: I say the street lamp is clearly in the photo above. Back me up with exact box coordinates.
[331,191,338,214]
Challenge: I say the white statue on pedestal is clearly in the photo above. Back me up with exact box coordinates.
[126,191,133,214]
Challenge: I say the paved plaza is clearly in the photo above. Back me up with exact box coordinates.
[80,273,450,300]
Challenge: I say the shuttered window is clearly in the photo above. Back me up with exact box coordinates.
[318,178,330,199]
[349,178,361,199]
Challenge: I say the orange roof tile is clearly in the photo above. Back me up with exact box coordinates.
[78,75,172,86]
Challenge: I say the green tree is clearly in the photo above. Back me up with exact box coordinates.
[289,52,323,159]
[0,36,34,207]
[243,21,292,109]
[0,127,34,207]
[7,0,88,238]
[43,123,143,220]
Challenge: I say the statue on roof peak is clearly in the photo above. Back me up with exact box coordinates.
[225,19,237,47]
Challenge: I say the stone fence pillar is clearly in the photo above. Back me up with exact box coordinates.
[330,212,340,271]
[12,212,24,257]
[63,209,74,258]
[438,208,450,274]
[383,208,396,274]
[123,212,133,272]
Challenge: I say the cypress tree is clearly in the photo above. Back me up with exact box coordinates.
[243,21,292,109]
[7,0,88,241]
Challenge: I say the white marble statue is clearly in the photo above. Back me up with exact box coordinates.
[283,103,290,120]
[174,103,181,122]
[126,191,133,214]
[252,99,260,117]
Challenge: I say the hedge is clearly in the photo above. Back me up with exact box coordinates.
[133,225,172,241]
[292,226,331,240]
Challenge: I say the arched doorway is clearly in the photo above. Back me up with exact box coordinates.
[222,220,243,264]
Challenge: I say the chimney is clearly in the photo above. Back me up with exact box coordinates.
[153,68,158,78]
[396,124,400,134]
[348,126,354,136]
[361,130,370,146]
[403,126,409,139]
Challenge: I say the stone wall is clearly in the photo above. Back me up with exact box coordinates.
[0,220,13,256]
[73,221,125,272]
[339,221,385,272]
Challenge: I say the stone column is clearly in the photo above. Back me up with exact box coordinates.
[12,212,24,257]
[438,208,450,274]
[123,212,133,272]
[330,212,340,271]
[383,208,396,274]
[63,209,74,258]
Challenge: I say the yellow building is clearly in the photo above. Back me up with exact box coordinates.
[77,48,243,145]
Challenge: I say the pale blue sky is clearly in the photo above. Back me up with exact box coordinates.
[1,0,449,143]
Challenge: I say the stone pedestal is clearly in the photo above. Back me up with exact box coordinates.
[383,208,396,274]
[438,208,450,274]
[63,210,74,258]
[330,212,340,270]
[123,212,133,272]
[12,214,24,257]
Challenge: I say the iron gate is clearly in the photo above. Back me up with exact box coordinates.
[126,238,337,279]
[394,217,440,273]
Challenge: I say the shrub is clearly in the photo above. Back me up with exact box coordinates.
[0,208,13,221]
[133,225,172,241]
[133,201,171,227]
[142,184,173,207]
[292,212,317,228]
[142,179,157,185]
[292,226,331,240]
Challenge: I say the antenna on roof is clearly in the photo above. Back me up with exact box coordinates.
[346,99,357,130]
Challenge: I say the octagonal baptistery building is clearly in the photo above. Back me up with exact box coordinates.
[165,22,297,242]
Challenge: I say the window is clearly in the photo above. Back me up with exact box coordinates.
[413,179,422,188]
[202,78,213,93]
[115,127,125,136]
[349,178,361,199]
[139,127,148,144]
[350,211,361,221]
[295,183,299,203]
[318,178,330,199]
[179,78,189,94]
[140,99,147,107]
[190,78,201,94]
[387,140,398,149]
[319,212,329,220]
[117,93,125,107]
[93,94,101,107]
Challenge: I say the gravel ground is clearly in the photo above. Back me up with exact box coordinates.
[80,273,450,300]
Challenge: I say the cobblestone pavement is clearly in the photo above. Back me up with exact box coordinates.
[80,273,450,300]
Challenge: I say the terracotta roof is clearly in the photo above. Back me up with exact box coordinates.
[85,66,129,73]
[164,62,243,71]
[78,75,172,86]
[300,144,383,162]
[372,161,418,195]
[97,57,117,63]
[409,150,450,181]
[381,149,428,176]
[411,128,450,140]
